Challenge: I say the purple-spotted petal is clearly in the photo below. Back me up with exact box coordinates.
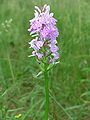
[36,53,43,59]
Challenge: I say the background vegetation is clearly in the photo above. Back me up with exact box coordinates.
[0,0,90,120]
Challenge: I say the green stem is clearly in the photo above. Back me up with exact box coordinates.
[44,64,49,120]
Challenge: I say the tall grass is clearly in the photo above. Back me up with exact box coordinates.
[0,0,90,119]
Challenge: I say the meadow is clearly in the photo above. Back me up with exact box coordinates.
[0,0,90,120]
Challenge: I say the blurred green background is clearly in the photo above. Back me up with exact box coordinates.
[0,0,90,120]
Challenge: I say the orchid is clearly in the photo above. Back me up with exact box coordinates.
[28,4,59,63]
[28,4,59,120]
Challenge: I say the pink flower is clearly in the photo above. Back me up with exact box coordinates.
[28,4,59,63]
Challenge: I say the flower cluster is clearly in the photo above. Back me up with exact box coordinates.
[28,4,59,63]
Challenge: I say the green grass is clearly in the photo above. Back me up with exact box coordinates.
[0,0,90,119]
